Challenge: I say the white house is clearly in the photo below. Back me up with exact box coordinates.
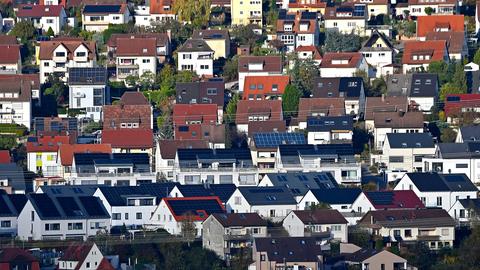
[275,10,320,52]
[448,198,480,225]
[360,30,394,77]
[408,0,457,16]
[324,5,367,36]
[0,194,27,237]
[26,135,69,177]
[0,77,33,130]
[57,242,114,270]
[177,39,214,77]
[394,172,479,212]
[115,37,158,81]
[306,116,353,145]
[0,44,21,74]
[238,56,283,94]
[82,4,131,32]
[372,111,424,150]
[16,5,67,35]
[282,209,348,242]
[319,52,369,78]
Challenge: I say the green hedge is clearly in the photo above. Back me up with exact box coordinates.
[0,123,27,136]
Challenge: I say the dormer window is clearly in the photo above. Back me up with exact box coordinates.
[55,52,65,57]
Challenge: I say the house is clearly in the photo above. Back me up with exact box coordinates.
[115,37,158,81]
[294,45,322,65]
[68,67,108,122]
[394,172,479,212]
[33,116,77,136]
[177,39,214,77]
[202,213,268,260]
[0,163,33,194]
[352,0,389,17]
[448,198,480,224]
[57,242,115,270]
[150,196,225,236]
[192,29,230,60]
[0,248,40,270]
[324,4,367,36]
[251,236,330,270]
[372,111,424,150]
[235,100,283,133]
[227,186,297,221]
[174,148,258,186]
[16,4,67,35]
[402,40,448,73]
[286,0,327,14]
[101,129,154,156]
[0,44,21,74]
[242,75,289,100]
[399,73,438,112]
[360,29,395,77]
[238,56,283,94]
[70,152,155,186]
[259,172,338,202]
[26,135,70,176]
[364,190,425,210]
[103,91,153,130]
[168,184,237,204]
[311,77,365,118]
[57,143,112,179]
[82,4,131,32]
[38,38,96,83]
[275,10,320,52]
[456,125,480,143]
[231,0,262,26]
[176,123,226,149]
[175,79,224,114]
[426,31,467,61]
[364,96,409,131]
[417,15,464,39]
[17,193,110,240]
[93,183,174,228]
[444,94,480,123]
[358,208,455,250]
[248,120,287,138]
[0,74,39,106]
[173,103,220,138]
[375,132,435,173]
[250,132,306,170]
[408,0,457,16]
[306,116,353,145]
[276,144,362,185]
[0,77,33,129]
[0,193,27,236]
[319,52,369,78]
[297,98,346,129]
[107,33,171,63]
[134,0,175,25]
[155,139,208,180]
[422,142,480,183]
[340,245,408,270]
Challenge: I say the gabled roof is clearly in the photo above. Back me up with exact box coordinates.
[237,186,297,206]
[365,190,424,209]
[0,248,38,263]
[0,45,20,64]
[373,111,424,128]
[0,76,33,102]
[248,120,287,137]
[361,29,393,52]
[116,38,157,57]
[292,209,348,224]
[162,196,225,221]
[39,40,96,61]
[298,98,346,122]
[58,144,112,166]
[0,194,27,217]
[253,132,306,150]
[416,15,464,37]
[444,94,480,117]
[192,29,229,40]
[402,40,446,65]
[359,208,455,228]
[276,10,318,34]
[385,133,434,148]
[312,77,363,99]
[174,184,236,203]
[243,75,290,98]
[309,188,362,205]
[306,115,353,132]
[120,92,149,105]
[295,45,322,60]
[459,125,480,142]
[174,123,225,143]
[403,172,478,192]
[0,36,18,45]
[344,249,406,263]
[26,135,70,153]
[320,52,363,68]
[16,4,64,17]
[0,164,29,193]
[175,79,225,107]
[103,93,152,130]
[254,236,329,262]
[173,104,218,125]
[98,183,176,206]
[177,39,213,53]
[238,56,283,73]
[364,96,408,120]
[264,172,338,196]
[158,139,209,159]
[211,213,267,227]
[101,129,153,149]
[39,185,98,197]
[177,148,253,168]
[235,100,283,124]
[107,33,170,48]
[409,73,438,97]
[59,242,93,263]
[425,31,464,55]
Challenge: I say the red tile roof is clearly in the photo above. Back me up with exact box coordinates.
[417,15,464,37]
[158,139,209,159]
[39,40,96,61]
[295,45,322,60]
[276,11,317,34]
[320,52,363,68]
[238,56,283,73]
[16,4,64,17]
[26,136,70,153]
[0,35,18,45]
[103,92,152,130]
[288,0,327,8]
[364,96,409,120]
[298,98,346,122]
[173,104,218,125]
[248,120,287,136]
[120,91,149,105]
[366,190,425,210]
[116,38,157,57]
[0,45,20,64]
[58,144,112,166]
[162,196,225,222]
[97,258,115,270]
[0,150,11,164]
[0,248,39,263]
[235,100,283,125]
[402,40,446,65]
[243,75,290,99]
[174,124,225,143]
[444,94,480,117]
[101,129,153,149]
[59,243,93,270]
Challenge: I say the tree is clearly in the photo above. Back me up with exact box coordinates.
[424,7,435,15]
[457,226,480,268]
[180,212,197,246]
[0,136,16,150]
[231,24,260,47]
[0,1,14,18]
[473,48,480,65]
[439,83,465,101]
[348,227,371,249]
[138,71,156,90]
[223,55,239,81]
[362,181,378,191]
[367,77,387,97]
[324,30,361,52]
[176,70,198,83]
[45,74,68,105]
[266,0,279,27]
[310,202,331,210]
[282,84,302,117]
[225,93,239,123]
[173,0,211,28]
[46,27,55,37]
[289,55,319,96]
[83,122,101,133]
[148,20,193,49]
[9,21,36,43]
[124,75,139,88]
[440,127,457,142]
[452,62,467,92]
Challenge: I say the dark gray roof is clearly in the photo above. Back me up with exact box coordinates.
[360,29,393,52]
[459,125,480,142]
[404,172,478,192]
[175,79,225,107]
[437,142,480,158]
[175,184,236,202]
[68,67,107,85]
[279,144,356,166]
[177,148,253,169]
[211,213,267,227]
[310,188,362,205]
[306,116,353,132]
[73,153,150,173]
[0,163,31,193]
[458,198,480,214]
[254,236,330,263]
[466,70,480,94]
[177,39,213,52]
[0,194,27,217]
[264,172,338,197]
[312,77,363,99]
[360,209,455,228]
[98,183,176,206]
[409,73,438,98]
[237,186,297,206]
[386,74,410,97]
[39,185,99,197]
[386,133,435,148]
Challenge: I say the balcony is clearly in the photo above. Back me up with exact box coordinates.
[0,68,18,74]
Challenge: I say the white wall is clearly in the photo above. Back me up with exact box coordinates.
[0,100,31,129]
[325,18,366,36]
[177,51,213,76]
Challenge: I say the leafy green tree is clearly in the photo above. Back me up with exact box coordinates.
[282,84,302,117]
[149,20,193,49]
[231,24,260,47]
[125,75,139,88]
[83,122,101,133]
[367,77,387,97]
[225,94,239,123]
[45,75,68,105]
[46,27,55,36]
[439,83,465,101]
[440,127,457,143]
[79,30,94,40]
[401,242,437,270]
[452,62,467,92]
[473,48,480,65]
[362,182,378,191]
[310,202,331,210]
[0,1,14,17]
[173,0,211,28]
[289,56,319,96]
[102,23,135,43]
[176,70,198,83]
[0,136,16,150]
[348,227,371,249]
[424,7,435,15]
[9,21,36,43]
[139,71,156,90]
[266,0,279,27]
[223,55,239,81]
[324,30,361,52]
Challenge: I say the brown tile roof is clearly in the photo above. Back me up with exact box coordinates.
[0,35,18,45]
[0,77,33,103]
[416,15,464,37]
[248,120,287,136]
[238,56,283,73]
[119,91,149,105]
[173,104,218,125]
[177,39,213,53]
[101,129,154,149]
[26,135,70,153]
[288,0,327,8]
[425,31,464,55]
[402,40,446,65]
[107,33,170,48]
[298,98,345,122]
[174,124,225,143]
[116,38,157,57]
[359,208,455,228]
[373,111,424,128]
[235,100,283,124]
[58,144,112,166]
[59,243,93,270]
[243,75,290,99]
[192,29,230,40]
[293,209,348,224]
[0,74,39,90]
[295,45,322,60]
[16,4,64,17]
[103,99,152,130]
[39,40,96,61]
[320,52,363,68]
[0,45,20,64]
[276,11,317,34]
[158,139,209,159]
[364,96,409,120]
[0,248,38,263]
[211,213,267,227]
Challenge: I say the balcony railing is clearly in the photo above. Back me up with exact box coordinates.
[74,172,155,178]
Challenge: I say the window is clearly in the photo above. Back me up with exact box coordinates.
[142,59,150,63]
[389,156,404,163]
[1,221,11,228]
[44,62,49,67]
[207,88,217,95]
[381,264,385,270]
[253,228,259,234]
[68,223,83,230]
[55,52,65,57]
[167,160,174,166]
[46,19,54,24]
[414,155,423,162]
[270,209,276,217]
[45,223,60,231]
[331,225,341,231]
[234,196,242,205]
[456,163,468,168]
[260,254,266,261]
[136,213,142,219]
[112,213,121,220]
[393,229,401,236]
[437,196,442,206]
[405,229,412,237]
[125,213,129,220]
[86,262,90,268]
[76,52,86,57]
[183,54,192,59]
[93,88,104,106]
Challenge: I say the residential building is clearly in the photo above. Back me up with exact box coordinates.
[276,144,362,185]
[444,94,480,123]
[358,209,455,250]
[306,116,353,145]
[57,143,112,179]
[150,196,225,236]
[0,77,33,129]
[248,120,287,138]
[33,117,77,136]
[352,0,389,16]
[364,96,408,131]
[17,193,110,240]
[227,186,297,221]
[372,111,424,150]
[402,40,448,73]
[0,248,40,270]
[192,29,230,59]
[231,0,262,26]
[16,5,67,35]
[103,91,153,130]
[408,0,457,16]
[173,103,221,140]
[82,4,131,32]
[68,67,108,122]
[386,73,438,112]
[298,188,363,213]
[177,39,214,77]
[115,37,158,81]
[449,198,480,224]
[138,0,175,24]
[394,172,479,211]
[0,44,21,74]
[324,4,367,36]
[175,79,224,114]
[101,129,154,156]
[364,190,425,210]
[456,125,480,142]
[38,38,96,83]
[297,98,346,129]
[0,194,27,237]
[286,0,327,13]
[107,32,171,63]
[235,100,283,133]
[176,123,226,149]
[426,31,467,61]
[26,135,70,176]
[283,209,348,242]
[319,52,368,78]
[57,243,114,270]
[242,75,289,100]
[0,163,34,194]
[168,184,236,203]
[275,10,320,52]
[311,77,365,118]
[340,245,408,270]
[174,148,258,186]
[360,29,395,77]
[293,45,322,65]
[238,56,283,94]
[0,74,40,106]
[202,213,268,260]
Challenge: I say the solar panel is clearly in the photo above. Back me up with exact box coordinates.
[254,132,306,148]
[84,5,121,13]
[69,67,107,85]
[56,197,84,217]
[30,194,61,218]
[367,192,394,205]
[168,199,224,217]
[249,188,285,194]
[0,196,13,215]
[79,196,108,217]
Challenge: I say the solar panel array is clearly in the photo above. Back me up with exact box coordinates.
[69,67,107,85]
[367,192,394,206]
[0,196,13,215]
[79,196,109,217]
[30,194,61,218]
[84,5,121,13]
[168,199,224,217]
[254,132,306,148]
[353,5,366,17]
[57,197,84,217]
